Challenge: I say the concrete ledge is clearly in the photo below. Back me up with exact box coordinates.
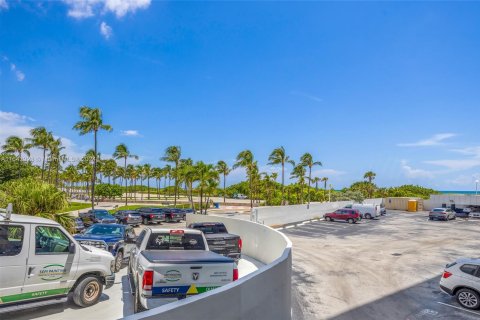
[123,214,292,320]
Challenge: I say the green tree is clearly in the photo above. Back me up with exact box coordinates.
[233,150,255,209]
[0,154,39,183]
[216,160,230,204]
[142,164,152,200]
[28,127,54,181]
[300,152,322,209]
[321,177,329,199]
[161,146,182,206]
[2,136,32,177]
[290,161,306,204]
[73,106,112,209]
[94,183,123,199]
[113,143,138,205]
[268,146,291,205]
[102,159,117,184]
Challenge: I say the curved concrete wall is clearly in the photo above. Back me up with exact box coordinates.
[123,214,292,320]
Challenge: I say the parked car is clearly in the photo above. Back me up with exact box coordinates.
[454,208,470,218]
[74,217,85,233]
[439,258,480,310]
[429,208,456,221]
[74,223,137,272]
[114,210,142,226]
[79,209,116,227]
[470,210,480,219]
[343,203,380,219]
[128,228,238,313]
[0,210,115,313]
[162,208,183,223]
[188,222,242,261]
[233,193,248,199]
[324,209,361,224]
[136,207,166,225]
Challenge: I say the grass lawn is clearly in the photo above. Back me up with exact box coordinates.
[109,203,196,213]
[59,202,91,213]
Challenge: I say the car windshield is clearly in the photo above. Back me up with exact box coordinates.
[94,211,111,218]
[127,212,140,216]
[146,232,205,250]
[150,208,164,213]
[432,209,445,212]
[192,225,227,234]
[84,225,123,235]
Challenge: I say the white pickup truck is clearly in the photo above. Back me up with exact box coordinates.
[128,228,238,313]
[0,208,115,313]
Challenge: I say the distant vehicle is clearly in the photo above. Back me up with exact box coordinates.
[79,209,116,227]
[233,193,248,199]
[162,208,184,223]
[454,208,470,218]
[470,211,480,219]
[188,222,242,261]
[74,217,85,233]
[343,203,380,219]
[0,212,115,313]
[136,207,166,225]
[439,258,480,310]
[114,210,142,226]
[380,203,387,215]
[128,228,238,313]
[429,208,456,221]
[324,209,361,224]
[74,223,137,272]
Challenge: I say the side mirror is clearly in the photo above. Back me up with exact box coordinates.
[69,242,76,254]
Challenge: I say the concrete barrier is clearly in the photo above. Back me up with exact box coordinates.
[123,214,292,320]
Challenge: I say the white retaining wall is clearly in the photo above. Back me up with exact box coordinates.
[123,214,292,320]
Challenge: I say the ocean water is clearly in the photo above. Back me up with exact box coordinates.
[440,191,479,195]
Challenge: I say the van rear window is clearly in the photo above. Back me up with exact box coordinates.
[146,233,205,250]
[0,225,24,256]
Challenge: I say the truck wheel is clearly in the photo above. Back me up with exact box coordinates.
[365,213,372,219]
[456,288,480,309]
[72,276,103,307]
[114,251,123,272]
[134,286,147,313]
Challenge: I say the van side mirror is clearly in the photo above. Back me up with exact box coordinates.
[69,242,76,254]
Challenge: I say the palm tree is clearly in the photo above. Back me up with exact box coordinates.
[290,160,306,204]
[300,153,322,209]
[216,160,230,204]
[28,127,53,181]
[142,164,152,200]
[195,161,218,214]
[364,171,376,183]
[311,177,320,190]
[136,165,145,200]
[2,136,32,177]
[268,146,291,205]
[48,138,65,187]
[321,177,329,201]
[233,150,255,209]
[151,167,163,199]
[102,159,117,185]
[73,106,112,209]
[113,143,138,206]
[161,146,182,206]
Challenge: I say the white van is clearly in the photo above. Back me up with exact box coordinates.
[344,203,381,219]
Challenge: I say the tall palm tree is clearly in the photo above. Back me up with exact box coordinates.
[311,177,320,190]
[233,150,255,209]
[290,160,306,204]
[151,167,163,199]
[28,127,53,181]
[216,160,230,204]
[195,161,218,214]
[2,136,32,176]
[268,146,291,205]
[48,138,65,187]
[161,146,182,206]
[321,177,329,200]
[102,159,117,185]
[73,106,112,209]
[364,171,376,183]
[136,165,145,200]
[142,164,152,200]
[300,153,322,209]
[113,143,138,206]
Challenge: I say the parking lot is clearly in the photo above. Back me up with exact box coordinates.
[6,221,263,320]
[284,211,480,320]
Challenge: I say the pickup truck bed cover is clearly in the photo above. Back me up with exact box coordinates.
[141,250,234,264]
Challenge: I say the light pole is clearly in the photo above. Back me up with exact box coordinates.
[476,179,479,196]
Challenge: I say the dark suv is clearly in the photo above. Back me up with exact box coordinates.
[136,207,166,225]
[114,210,142,226]
[79,209,116,227]
[163,208,184,222]
[324,209,361,224]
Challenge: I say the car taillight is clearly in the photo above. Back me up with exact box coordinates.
[442,271,452,279]
[233,268,239,281]
[150,214,154,218]
[238,238,242,250]
[142,270,153,290]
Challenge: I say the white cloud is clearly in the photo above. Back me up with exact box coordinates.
[120,129,141,137]
[290,90,323,103]
[450,146,480,158]
[424,159,480,171]
[401,160,435,179]
[63,0,151,19]
[397,133,457,147]
[2,56,25,82]
[448,174,480,186]
[0,0,8,10]
[100,21,113,39]
[312,168,347,176]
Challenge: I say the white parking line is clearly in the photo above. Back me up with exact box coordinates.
[285,225,295,229]
[437,301,480,316]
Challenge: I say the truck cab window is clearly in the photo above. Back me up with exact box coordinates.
[35,226,70,254]
[0,225,24,256]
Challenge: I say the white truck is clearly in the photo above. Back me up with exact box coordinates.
[128,228,238,313]
[0,207,115,313]
[344,203,381,219]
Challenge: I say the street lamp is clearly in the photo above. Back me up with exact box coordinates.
[476,179,479,196]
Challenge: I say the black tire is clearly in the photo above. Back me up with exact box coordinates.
[325,216,332,222]
[365,213,372,219]
[347,218,354,224]
[134,285,147,313]
[142,217,149,225]
[114,251,123,272]
[72,276,103,308]
[456,288,480,310]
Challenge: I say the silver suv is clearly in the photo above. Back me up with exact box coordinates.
[439,258,480,310]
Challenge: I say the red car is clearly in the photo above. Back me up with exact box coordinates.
[324,209,361,224]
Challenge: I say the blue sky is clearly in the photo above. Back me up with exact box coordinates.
[1,1,480,190]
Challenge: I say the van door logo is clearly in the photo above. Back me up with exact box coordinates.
[192,272,199,280]
[39,264,66,281]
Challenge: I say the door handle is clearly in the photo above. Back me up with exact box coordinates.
[28,267,35,276]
